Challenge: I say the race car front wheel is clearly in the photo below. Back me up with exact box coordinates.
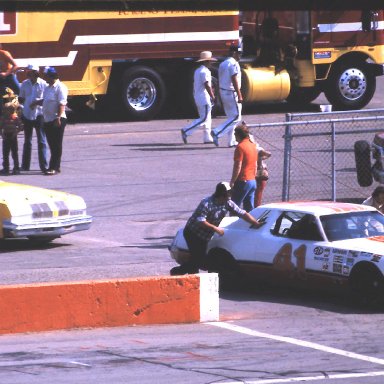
[350,263,384,308]
[206,248,242,290]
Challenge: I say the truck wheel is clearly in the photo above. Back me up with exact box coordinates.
[122,66,166,120]
[354,140,373,187]
[324,60,376,110]
[286,86,321,106]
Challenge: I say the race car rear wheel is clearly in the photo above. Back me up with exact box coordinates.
[350,263,384,308]
[206,248,242,289]
[354,140,373,187]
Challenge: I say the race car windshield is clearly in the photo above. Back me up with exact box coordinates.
[320,211,384,241]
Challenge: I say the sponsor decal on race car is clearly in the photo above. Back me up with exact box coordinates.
[332,248,348,256]
[346,258,354,266]
[333,255,344,264]
[348,250,359,258]
[333,263,343,274]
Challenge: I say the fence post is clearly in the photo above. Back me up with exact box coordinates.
[331,121,336,201]
[282,114,293,201]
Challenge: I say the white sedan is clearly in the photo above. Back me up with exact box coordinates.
[0,181,92,243]
[169,201,384,306]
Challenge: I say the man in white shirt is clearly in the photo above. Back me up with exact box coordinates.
[181,51,216,144]
[211,44,243,147]
[41,66,68,175]
[18,64,48,172]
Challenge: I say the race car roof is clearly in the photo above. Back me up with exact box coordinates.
[259,201,377,216]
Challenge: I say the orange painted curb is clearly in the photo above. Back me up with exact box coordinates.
[0,274,219,334]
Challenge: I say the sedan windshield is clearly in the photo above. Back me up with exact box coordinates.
[320,211,384,241]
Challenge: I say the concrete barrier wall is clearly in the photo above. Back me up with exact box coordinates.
[0,273,219,335]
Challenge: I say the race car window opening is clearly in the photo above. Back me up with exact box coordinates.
[320,211,384,241]
[272,211,323,241]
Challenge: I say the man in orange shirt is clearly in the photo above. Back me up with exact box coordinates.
[230,123,257,212]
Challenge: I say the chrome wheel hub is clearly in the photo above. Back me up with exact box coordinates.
[338,68,366,101]
[126,77,156,111]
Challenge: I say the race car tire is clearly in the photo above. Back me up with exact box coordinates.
[350,263,384,308]
[206,248,242,290]
[27,236,58,245]
[354,140,373,187]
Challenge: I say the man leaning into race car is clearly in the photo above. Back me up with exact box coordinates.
[170,181,264,275]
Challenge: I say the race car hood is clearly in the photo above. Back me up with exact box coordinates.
[0,181,85,218]
[331,236,384,255]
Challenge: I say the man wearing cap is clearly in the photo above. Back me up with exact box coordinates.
[170,181,263,275]
[41,66,68,175]
[211,43,243,147]
[18,64,48,172]
[180,51,216,144]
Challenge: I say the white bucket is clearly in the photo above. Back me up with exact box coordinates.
[320,104,332,112]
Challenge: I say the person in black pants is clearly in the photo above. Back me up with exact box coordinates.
[32,66,68,175]
[170,182,263,275]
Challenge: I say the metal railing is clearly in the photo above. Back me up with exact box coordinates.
[247,109,384,203]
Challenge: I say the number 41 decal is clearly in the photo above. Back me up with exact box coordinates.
[273,243,307,279]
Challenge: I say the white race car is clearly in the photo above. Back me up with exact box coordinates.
[0,181,92,243]
[169,201,384,306]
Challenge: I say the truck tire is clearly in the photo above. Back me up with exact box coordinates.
[286,86,321,106]
[354,140,373,187]
[324,60,376,110]
[122,66,166,120]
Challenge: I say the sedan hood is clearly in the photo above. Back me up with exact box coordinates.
[331,236,384,255]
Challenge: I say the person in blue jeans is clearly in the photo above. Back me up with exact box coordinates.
[18,64,48,172]
[230,123,257,212]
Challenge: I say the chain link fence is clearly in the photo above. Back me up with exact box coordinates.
[247,108,384,203]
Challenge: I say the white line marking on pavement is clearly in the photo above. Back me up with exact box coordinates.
[220,370,384,383]
[207,322,384,365]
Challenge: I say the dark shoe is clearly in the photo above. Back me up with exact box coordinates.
[44,169,58,176]
[21,166,29,171]
[170,266,187,276]
[0,169,10,176]
[170,265,198,276]
[181,129,188,144]
[211,133,219,147]
[12,168,20,175]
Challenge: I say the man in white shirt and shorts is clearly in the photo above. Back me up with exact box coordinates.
[181,51,216,144]
[211,44,243,147]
